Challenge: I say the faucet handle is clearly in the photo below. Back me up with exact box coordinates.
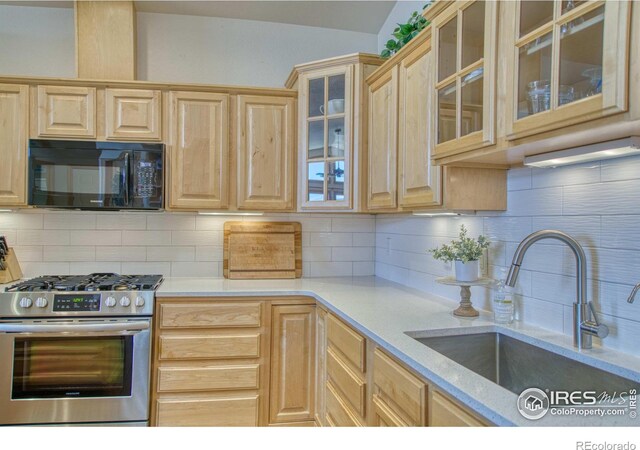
[628,283,640,304]
[583,302,609,339]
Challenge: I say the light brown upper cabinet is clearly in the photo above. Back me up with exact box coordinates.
[0,84,29,206]
[366,30,506,213]
[367,65,399,211]
[430,0,497,158]
[286,54,383,212]
[398,34,441,208]
[236,95,295,211]
[36,85,96,138]
[503,0,630,140]
[167,91,229,210]
[105,88,161,141]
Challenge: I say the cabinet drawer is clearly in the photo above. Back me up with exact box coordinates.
[430,391,487,427]
[373,348,427,426]
[157,365,260,392]
[372,394,409,427]
[327,314,365,373]
[159,303,262,328]
[325,381,362,427]
[155,395,259,426]
[159,334,260,360]
[326,347,365,416]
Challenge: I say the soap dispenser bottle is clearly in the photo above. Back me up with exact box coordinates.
[493,267,515,324]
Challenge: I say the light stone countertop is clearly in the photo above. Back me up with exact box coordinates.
[156,276,640,427]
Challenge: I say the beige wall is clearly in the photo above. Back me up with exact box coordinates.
[0,5,75,77]
[136,11,378,87]
[0,5,378,87]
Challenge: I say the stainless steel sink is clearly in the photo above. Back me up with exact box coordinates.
[412,332,639,395]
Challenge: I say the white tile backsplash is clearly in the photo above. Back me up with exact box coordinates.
[1,212,375,280]
[375,155,640,356]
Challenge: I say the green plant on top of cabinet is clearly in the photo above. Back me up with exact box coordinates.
[430,0,498,159]
[503,0,630,140]
[286,54,383,211]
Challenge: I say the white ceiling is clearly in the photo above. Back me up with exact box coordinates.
[0,1,397,34]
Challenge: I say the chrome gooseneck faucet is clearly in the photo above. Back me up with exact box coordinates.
[505,230,608,350]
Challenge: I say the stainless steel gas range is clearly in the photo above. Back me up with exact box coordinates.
[0,273,163,426]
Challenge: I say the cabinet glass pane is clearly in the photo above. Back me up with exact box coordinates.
[308,77,325,118]
[519,0,554,37]
[517,32,553,119]
[561,0,587,15]
[438,17,458,82]
[308,120,325,160]
[438,82,457,144]
[327,160,345,201]
[327,118,345,158]
[559,5,604,104]
[327,74,346,115]
[461,68,483,137]
[307,162,325,202]
[461,1,485,69]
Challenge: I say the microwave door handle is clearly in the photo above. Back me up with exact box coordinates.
[0,321,149,334]
[122,152,130,206]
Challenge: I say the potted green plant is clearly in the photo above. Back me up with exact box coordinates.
[380,3,432,59]
[429,225,490,282]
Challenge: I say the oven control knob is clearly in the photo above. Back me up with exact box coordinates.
[120,296,131,307]
[35,297,48,308]
[105,296,117,307]
[135,296,145,307]
[19,297,33,308]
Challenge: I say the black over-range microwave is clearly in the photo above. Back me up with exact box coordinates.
[28,139,164,210]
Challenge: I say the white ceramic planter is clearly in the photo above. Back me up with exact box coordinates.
[454,260,479,282]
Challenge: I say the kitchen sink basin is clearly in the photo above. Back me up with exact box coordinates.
[411,332,639,395]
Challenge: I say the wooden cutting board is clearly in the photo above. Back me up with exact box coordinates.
[223,221,302,279]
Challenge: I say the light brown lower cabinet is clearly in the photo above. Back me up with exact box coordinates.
[269,304,316,425]
[317,312,489,427]
[151,302,489,427]
[151,297,315,427]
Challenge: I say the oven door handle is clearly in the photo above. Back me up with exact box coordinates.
[0,321,150,334]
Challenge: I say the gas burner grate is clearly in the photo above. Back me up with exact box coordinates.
[5,273,164,292]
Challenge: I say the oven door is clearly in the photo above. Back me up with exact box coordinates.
[29,146,130,209]
[0,319,151,425]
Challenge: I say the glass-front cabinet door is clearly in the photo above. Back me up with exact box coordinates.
[431,0,497,158]
[505,0,630,139]
[300,67,353,209]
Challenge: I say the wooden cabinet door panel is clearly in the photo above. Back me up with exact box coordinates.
[372,394,409,427]
[325,381,362,427]
[373,348,427,426]
[159,334,260,360]
[0,84,28,206]
[367,66,398,210]
[326,313,366,373]
[155,395,259,426]
[398,38,441,208]
[430,390,487,427]
[105,88,161,140]
[157,365,260,392]
[326,347,366,417]
[36,85,96,138]
[269,304,315,424]
[159,302,262,329]
[168,91,229,210]
[236,95,294,210]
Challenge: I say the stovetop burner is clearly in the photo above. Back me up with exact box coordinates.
[5,273,164,293]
